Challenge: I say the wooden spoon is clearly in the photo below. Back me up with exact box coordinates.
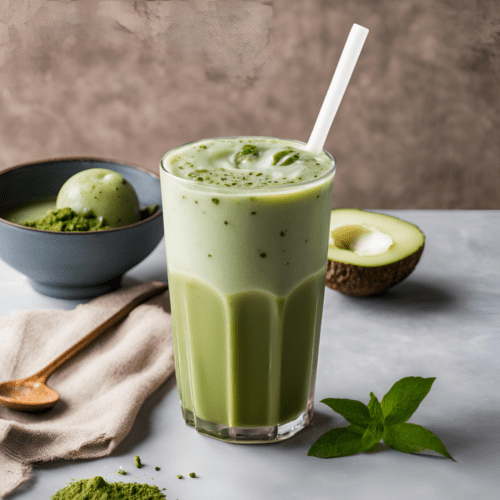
[0,281,168,412]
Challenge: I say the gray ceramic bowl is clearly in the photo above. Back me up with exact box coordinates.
[0,157,164,299]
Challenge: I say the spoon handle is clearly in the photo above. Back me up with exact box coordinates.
[31,281,169,383]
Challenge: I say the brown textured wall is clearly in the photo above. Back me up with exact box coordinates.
[0,0,499,209]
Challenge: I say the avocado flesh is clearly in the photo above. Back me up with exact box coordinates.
[326,209,425,296]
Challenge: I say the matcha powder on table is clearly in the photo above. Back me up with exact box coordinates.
[51,476,166,500]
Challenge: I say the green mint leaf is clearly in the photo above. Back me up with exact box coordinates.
[361,423,385,451]
[347,424,366,435]
[321,398,373,428]
[308,427,365,458]
[368,392,384,423]
[381,376,435,426]
[383,423,454,460]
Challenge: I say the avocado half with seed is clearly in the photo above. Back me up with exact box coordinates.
[325,209,425,296]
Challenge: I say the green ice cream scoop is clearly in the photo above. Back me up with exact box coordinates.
[56,168,140,228]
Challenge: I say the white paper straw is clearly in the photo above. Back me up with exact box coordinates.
[306,24,369,154]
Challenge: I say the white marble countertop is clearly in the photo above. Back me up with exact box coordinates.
[1,210,499,500]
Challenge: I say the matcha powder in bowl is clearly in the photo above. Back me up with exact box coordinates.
[51,476,166,500]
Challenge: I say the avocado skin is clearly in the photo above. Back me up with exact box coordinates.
[326,243,424,296]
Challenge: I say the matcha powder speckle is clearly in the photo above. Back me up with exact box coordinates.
[50,476,166,500]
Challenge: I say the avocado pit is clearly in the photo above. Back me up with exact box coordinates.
[329,224,394,256]
[326,209,425,296]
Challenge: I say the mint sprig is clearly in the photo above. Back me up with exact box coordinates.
[308,376,454,460]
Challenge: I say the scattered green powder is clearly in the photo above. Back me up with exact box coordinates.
[176,475,183,479]
[234,144,259,164]
[50,476,166,500]
[117,468,127,475]
[281,153,300,166]
[272,149,294,165]
[23,207,109,232]
[22,204,158,233]
[134,455,143,468]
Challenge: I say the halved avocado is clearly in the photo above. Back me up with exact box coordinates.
[326,209,425,296]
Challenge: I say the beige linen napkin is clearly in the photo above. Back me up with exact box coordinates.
[0,282,174,498]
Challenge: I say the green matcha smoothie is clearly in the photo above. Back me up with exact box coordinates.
[161,137,335,443]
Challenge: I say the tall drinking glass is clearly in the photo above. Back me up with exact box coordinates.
[160,137,335,443]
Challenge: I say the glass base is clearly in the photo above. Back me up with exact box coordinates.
[181,402,314,444]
